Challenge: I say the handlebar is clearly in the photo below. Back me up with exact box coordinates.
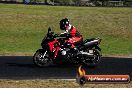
[47,28,70,38]
[53,34,60,37]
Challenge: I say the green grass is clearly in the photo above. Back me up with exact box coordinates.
[0,4,132,56]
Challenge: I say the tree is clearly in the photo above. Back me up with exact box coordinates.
[72,0,81,6]
[51,0,73,5]
[63,0,73,5]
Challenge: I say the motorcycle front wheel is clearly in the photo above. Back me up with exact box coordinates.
[33,49,52,67]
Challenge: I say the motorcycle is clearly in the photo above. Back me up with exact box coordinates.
[33,28,102,67]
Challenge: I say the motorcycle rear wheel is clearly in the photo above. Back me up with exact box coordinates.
[81,49,101,67]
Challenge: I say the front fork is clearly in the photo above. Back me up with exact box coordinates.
[42,50,47,58]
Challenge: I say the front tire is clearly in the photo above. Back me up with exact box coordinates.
[33,49,52,67]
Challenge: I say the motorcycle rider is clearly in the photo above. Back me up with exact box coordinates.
[52,18,83,58]
[58,18,83,48]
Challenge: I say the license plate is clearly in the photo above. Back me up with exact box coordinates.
[89,50,93,54]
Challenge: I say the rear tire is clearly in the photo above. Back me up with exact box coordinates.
[33,49,52,67]
[81,49,101,67]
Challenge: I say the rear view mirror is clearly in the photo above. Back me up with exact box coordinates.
[48,27,51,32]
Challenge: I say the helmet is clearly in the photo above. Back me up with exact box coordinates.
[60,18,70,30]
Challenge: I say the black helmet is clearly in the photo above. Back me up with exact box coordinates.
[60,18,70,30]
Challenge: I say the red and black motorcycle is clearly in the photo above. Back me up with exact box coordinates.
[33,28,102,67]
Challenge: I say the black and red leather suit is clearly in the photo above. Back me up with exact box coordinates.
[61,24,83,48]
[59,18,83,48]
[48,18,82,59]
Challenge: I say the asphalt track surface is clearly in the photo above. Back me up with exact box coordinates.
[0,56,132,80]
